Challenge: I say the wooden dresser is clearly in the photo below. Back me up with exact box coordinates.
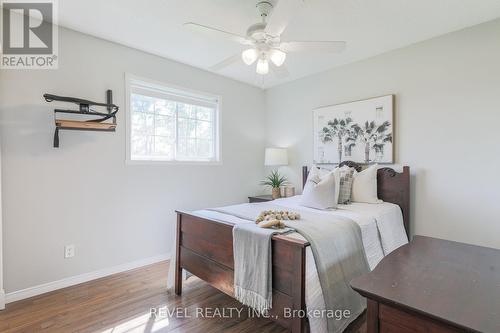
[351,236,500,333]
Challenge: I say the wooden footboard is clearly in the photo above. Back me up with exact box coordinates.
[175,210,310,333]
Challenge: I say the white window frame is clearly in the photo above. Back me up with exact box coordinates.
[125,74,221,165]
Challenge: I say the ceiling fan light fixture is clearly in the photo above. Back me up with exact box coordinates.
[242,48,258,65]
[270,49,286,67]
[256,58,269,75]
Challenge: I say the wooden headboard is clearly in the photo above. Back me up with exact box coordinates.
[302,161,410,238]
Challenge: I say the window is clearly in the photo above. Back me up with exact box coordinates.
[126,76,220,163]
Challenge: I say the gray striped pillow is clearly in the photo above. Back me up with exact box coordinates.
[337,167,355,204]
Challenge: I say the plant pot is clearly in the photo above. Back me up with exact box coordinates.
[271,187,281,200]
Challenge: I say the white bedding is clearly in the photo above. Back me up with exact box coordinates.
[191,195,408,333]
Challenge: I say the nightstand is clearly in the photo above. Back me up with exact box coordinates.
[248,195,274,203]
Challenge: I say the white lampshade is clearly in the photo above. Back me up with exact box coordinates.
[256,58,269,75]
[270,49,286,67]
[264,148,288,166]
[242,48,258,65]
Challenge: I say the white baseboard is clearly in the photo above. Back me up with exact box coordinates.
[5,253,170,304]
[0,289,5,310]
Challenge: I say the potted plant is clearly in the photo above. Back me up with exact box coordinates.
[261,170,288,199]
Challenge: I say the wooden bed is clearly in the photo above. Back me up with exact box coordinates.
[175,161,410,333]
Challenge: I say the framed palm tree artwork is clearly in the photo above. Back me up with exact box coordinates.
[313,95,394,164]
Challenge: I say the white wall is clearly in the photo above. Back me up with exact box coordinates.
[0,140,4,308]
[265,19,500,249]
[1,17,499,297]
[0,28,266,293]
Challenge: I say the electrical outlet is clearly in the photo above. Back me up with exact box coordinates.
[64,244,75,258]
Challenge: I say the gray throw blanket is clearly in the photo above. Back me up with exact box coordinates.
[208,206,292,314]
[232,223,292,314]
[210,203,369,333]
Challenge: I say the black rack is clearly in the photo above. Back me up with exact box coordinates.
[44,90,119,148]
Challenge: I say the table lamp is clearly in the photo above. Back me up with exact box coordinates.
[262,148,288,199]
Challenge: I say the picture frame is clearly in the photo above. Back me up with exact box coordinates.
[313,95,394,164]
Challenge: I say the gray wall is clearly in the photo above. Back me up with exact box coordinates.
[265,19,500,249]
[2,18,500,295]
[0,28,266,293]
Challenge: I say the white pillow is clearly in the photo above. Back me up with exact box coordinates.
[317,166,332,178]
[351,164,382,204]
[333,168,341,204]
[301,167,338,209]
[309,165,341,203]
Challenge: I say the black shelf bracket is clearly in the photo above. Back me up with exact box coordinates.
[44,90,119,148]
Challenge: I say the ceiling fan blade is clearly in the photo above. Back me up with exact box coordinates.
[281,41,346,53]
[265,0,305,36]
[270,63,289,79]
[184,22,252,45]
[209,54,241,71]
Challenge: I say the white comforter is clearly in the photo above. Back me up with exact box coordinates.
[190,195,408,333]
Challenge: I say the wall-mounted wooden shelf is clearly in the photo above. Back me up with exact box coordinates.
[55,120,117,131]
[44,90,119,148]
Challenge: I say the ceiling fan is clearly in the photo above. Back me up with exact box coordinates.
[184,0,346,77]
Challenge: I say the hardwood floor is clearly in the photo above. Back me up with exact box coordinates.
[0,261,366,332]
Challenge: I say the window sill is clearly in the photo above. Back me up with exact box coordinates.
[125,159,222,166]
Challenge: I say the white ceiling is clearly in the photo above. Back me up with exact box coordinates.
[58,0,500,89]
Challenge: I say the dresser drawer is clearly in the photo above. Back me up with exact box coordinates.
[380,320,416,333]
[379,304,461,333]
